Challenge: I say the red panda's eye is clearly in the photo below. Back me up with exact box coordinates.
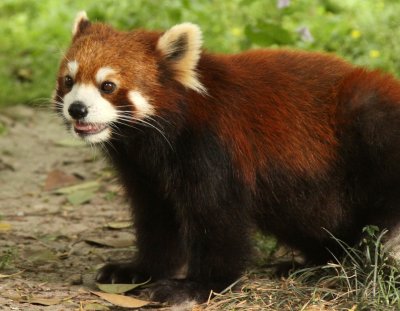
[100,81,116,94]
[64,75,74,89]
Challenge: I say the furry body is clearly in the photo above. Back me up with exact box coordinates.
[55,12,400,303]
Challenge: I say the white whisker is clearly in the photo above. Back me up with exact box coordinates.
[114,111,173,150]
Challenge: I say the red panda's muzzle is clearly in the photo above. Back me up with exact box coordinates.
[74,120,108,135]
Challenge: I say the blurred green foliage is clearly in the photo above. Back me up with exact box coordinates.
[0,0,399,106]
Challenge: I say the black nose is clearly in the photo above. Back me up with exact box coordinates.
[68,101,88,120]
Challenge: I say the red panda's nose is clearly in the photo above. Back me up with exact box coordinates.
[68,101,88,120]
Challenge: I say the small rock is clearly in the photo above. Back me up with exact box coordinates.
[67,273,83,285]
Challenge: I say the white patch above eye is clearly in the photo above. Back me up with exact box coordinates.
[63,83,118,124]
[67,60,79,78]
[96,67,118,84]
[128,90,155,119]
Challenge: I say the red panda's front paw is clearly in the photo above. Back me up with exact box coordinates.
[147,279,217,304]
[96,262,148,284]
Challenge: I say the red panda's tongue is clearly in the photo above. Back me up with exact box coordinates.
[74,121,107,134]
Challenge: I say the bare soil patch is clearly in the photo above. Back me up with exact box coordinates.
[0,106,142,310]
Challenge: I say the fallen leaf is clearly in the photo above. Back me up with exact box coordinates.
[83,302,110,310]
[95,284,139,295]
[96,279,150,294]
[54,180,100,195]
[44,169,79,191]
[0,270,23,278]
[0,223,11,232]
[67,189,95,205]
[6,294,76,306]
[84,238,134,248]
[53,180,100,205]
[106,221,132,230]
[27,297,65,306]
[91,291,150,308]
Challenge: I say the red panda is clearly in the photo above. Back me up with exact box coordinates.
[54,11,400,303]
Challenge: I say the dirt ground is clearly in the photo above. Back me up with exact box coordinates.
[0,105,161,310]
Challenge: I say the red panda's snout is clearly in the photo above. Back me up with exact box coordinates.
[68,101,88,119]
[59,68,158,144]
[61,76,118,144]
[68,101,109,137]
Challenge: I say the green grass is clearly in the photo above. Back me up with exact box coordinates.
[0,247,17,270]
[1,0,400,106]
[204,226,400,311]
[291,226,400,310]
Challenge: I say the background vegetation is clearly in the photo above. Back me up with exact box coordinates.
[1,0,400,106]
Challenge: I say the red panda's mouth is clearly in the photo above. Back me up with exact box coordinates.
[73,120,108,135]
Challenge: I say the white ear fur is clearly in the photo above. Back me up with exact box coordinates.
[157,23,206,94]
[72,11,89,36]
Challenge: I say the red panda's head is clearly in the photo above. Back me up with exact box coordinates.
[54,11,206,143]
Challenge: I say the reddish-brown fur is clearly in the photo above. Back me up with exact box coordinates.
[55,18,400,304]
[191,50,352,185]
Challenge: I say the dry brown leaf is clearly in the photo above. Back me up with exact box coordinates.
[106,221,132,229]
[96,278,150,294]
[82,302,110,310]
[6,294,76,306]
[91,291,150,308]
[44,169,79,191]
[27,297,65,306]
[84,238,134,248]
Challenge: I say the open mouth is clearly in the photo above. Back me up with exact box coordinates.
[73,120,108,135]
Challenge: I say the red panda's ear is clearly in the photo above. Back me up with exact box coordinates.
[157,23,206,94]
[72,11,91,38]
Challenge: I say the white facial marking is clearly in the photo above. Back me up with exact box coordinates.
[81,127,112,144]
[67,60,79,78]
[63,83,118,143]
[95,67,118,85]
[128,90,155,118]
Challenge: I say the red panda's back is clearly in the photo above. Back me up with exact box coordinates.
[193,50,354,185]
